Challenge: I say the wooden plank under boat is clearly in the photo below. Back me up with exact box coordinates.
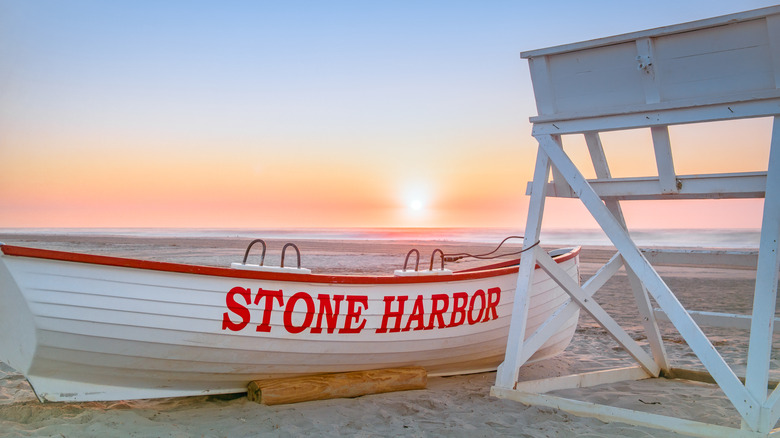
[0,243,580,402]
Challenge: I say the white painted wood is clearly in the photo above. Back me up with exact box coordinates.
[582,252,625,295]
[521,6,780,59]
[519,251,623,365]
[524,8,780,124]
[230,263,311,274]
[518,302,579,366]
[529,171,768,200]
[534,245,661,376]
[490,387,770,438]
[766,385,780,432]
[768,15,780,89]
[495,147,551,389]
[636,37,661,104]
[393,268,453,276]
[746,116,780,433]
[546,41,646,114]
[514,366,651,394]
[530,94,780,135]
[537,134,761,428]
[549,135,575,198]
[583,132,612,178]
[651,126,678,193]
[653,309,780,332]
[642,249,759,268]
[527,55,557,116]
[623,263,671,372]
[503,7,780,435]
[585,129,672,373]
[653,18,774,102]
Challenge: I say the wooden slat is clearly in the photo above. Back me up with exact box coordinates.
[549,135,574,197]
[527,55,557,116]
[653,309,780,333]
[514,366,650,394]
[527,171,767,200]
[651,126,678,194]
[247,367,427,405]
[490,387,769,438]
[665,367,779,390]
[641,249,759,268]
[530,93,780,135]
[584,132,611,178]
[654,19,774,103]
[520,6,780,59]
[768,15,780,89]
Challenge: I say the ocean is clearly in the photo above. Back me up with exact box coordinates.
[0,227,762,249]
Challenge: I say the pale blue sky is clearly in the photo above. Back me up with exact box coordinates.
[0,1,776,228]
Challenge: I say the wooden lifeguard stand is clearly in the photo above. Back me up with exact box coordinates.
[491,6,780,437]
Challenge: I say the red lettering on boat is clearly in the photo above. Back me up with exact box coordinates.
[467,290,486,325]
[339,296,368,333]
[254,288,283,332]
[426,294,449,330]
[222,286,251,331]
[219,286,502,334]
[483,287,501,322]
[448,292,469,327]
[284,292,315,334]
[310,294,344,334]
[403,295,426,331]
[376,295,408,333]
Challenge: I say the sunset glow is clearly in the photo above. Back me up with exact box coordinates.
[1,1,775,230]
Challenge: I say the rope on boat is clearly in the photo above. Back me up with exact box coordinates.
[442,236,540,261]
[400,236,541,272]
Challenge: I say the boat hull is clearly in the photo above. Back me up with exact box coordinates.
[0,245,580,402]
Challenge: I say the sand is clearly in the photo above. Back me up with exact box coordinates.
[0,233,776,437]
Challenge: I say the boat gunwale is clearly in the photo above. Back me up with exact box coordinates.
[0,244,580,285]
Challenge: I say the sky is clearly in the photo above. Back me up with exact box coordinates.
[0,0,776,230]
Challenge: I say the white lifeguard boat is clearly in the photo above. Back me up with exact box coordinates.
[0,240,580,402]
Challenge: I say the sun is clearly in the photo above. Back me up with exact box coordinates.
[400,183,433,224]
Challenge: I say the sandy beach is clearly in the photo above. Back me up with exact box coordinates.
[0,233,775,437]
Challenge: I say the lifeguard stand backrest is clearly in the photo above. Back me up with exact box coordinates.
[521,6,780,133]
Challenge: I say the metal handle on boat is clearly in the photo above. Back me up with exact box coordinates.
[403,249,420,272]
[430,249,444,271]
[242,239,267,266]
[280,243,302,269]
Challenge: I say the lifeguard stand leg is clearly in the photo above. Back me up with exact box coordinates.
[745,116,780,433]
[495,141,551,388]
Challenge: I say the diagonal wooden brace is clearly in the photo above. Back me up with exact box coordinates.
[519,251,625,365]
[534,246,661,377]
